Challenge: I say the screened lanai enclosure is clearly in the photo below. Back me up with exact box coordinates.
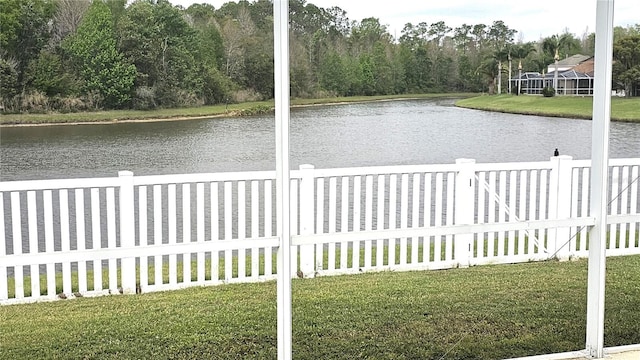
[511,70,595,95]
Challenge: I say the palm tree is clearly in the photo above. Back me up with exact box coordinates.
[541,33,580,60]
[512,43,536,93]
[476,55,500,94]
[513,42,536,64]
[493,47,509,94]
[542,33,581,92]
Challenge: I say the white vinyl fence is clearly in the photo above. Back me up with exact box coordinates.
[1,157,639,305]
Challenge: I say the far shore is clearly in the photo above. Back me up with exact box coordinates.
[2,93,638,127]
[0,93,475,127]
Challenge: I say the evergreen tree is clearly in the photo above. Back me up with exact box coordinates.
[63,0,135,108]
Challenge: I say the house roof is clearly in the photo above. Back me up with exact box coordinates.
[556,54,592,66]
[547,54,593,74]
[572,58,595,76]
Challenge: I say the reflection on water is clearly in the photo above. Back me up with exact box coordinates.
[1,99,639,181]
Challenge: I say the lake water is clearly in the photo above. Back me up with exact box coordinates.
[1,98,639,181]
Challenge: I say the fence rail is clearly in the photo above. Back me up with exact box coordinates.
[1,157,639,305]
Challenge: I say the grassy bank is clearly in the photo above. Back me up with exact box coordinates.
[2,255,640,359]
[456,94,640,122]
[0,93,477,126]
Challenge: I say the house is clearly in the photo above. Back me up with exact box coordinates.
[511,54,595,95]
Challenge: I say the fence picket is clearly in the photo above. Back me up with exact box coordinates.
[376,175,385,268]
[412,173,420,264]
[0,193,6,300]
[238,181,246,279]
[487,172,497,257]
[434,173,443,262]
[539,170,548,254]
[251,181,259,278]
[168,184,177,285]
[400,174,409,265]
[476,172,485,259]
[389,174,397,266]
[570,168,580,252]
[60,190,72,295]
[224,182,232,280]
[629,166,639,248]
[364,175,373,269]
[210,182,220,280]
[352,176,361,269]
[580,169,590,252]
[91,188,102,292]
[11,192,23,298]
[328,177,337,270]
[28,191,40,297]
[508,171,517,256]
[264,180,272,276]
[610,167,619,250]
[528,171,538,254]
[139,186,148,289]
[106,187,117,292]
[197,183,205,283]
[182,184,192,285]
[445,172,454,261]
[619,166,629,249]
[518,170,527,255]
[153,185,163,286]
[340,177,349,270]
[290,179,299,277]
[44,190,56,296]
[498,171,507,257]
[423,174,432,263]
[315,178,324,271]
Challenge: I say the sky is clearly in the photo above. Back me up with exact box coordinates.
[170,0,638,42]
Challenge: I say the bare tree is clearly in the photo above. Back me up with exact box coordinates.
[50,0,90,47]
[221,7,255,81]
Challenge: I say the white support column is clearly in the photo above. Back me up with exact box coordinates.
[118,171,137,294]
[274,0,292,359]
[586,0,615,358]
[455,159,475,267]
[299,165,315,278]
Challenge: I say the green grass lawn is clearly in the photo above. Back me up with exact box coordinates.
[0,93,477,126]
[4,238,549,298]
[455,94,640,122]
[2,255,640,359]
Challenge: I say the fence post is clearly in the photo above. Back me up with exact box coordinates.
[299,164,316,278]
[119,171,137,294]
[548,156,573,260]
[455,159,476,268]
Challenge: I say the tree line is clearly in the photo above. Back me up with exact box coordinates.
[1,0,639,113]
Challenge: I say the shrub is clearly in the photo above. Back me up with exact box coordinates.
[50,96,86,113]
[202,67,234,105]
[174,90,203,108]
[19,91,50,113]
[238,105,273,116]
[542,87,556,97]
[133,86,157,110]
[84,91,104,110]
[232,89,263,103]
